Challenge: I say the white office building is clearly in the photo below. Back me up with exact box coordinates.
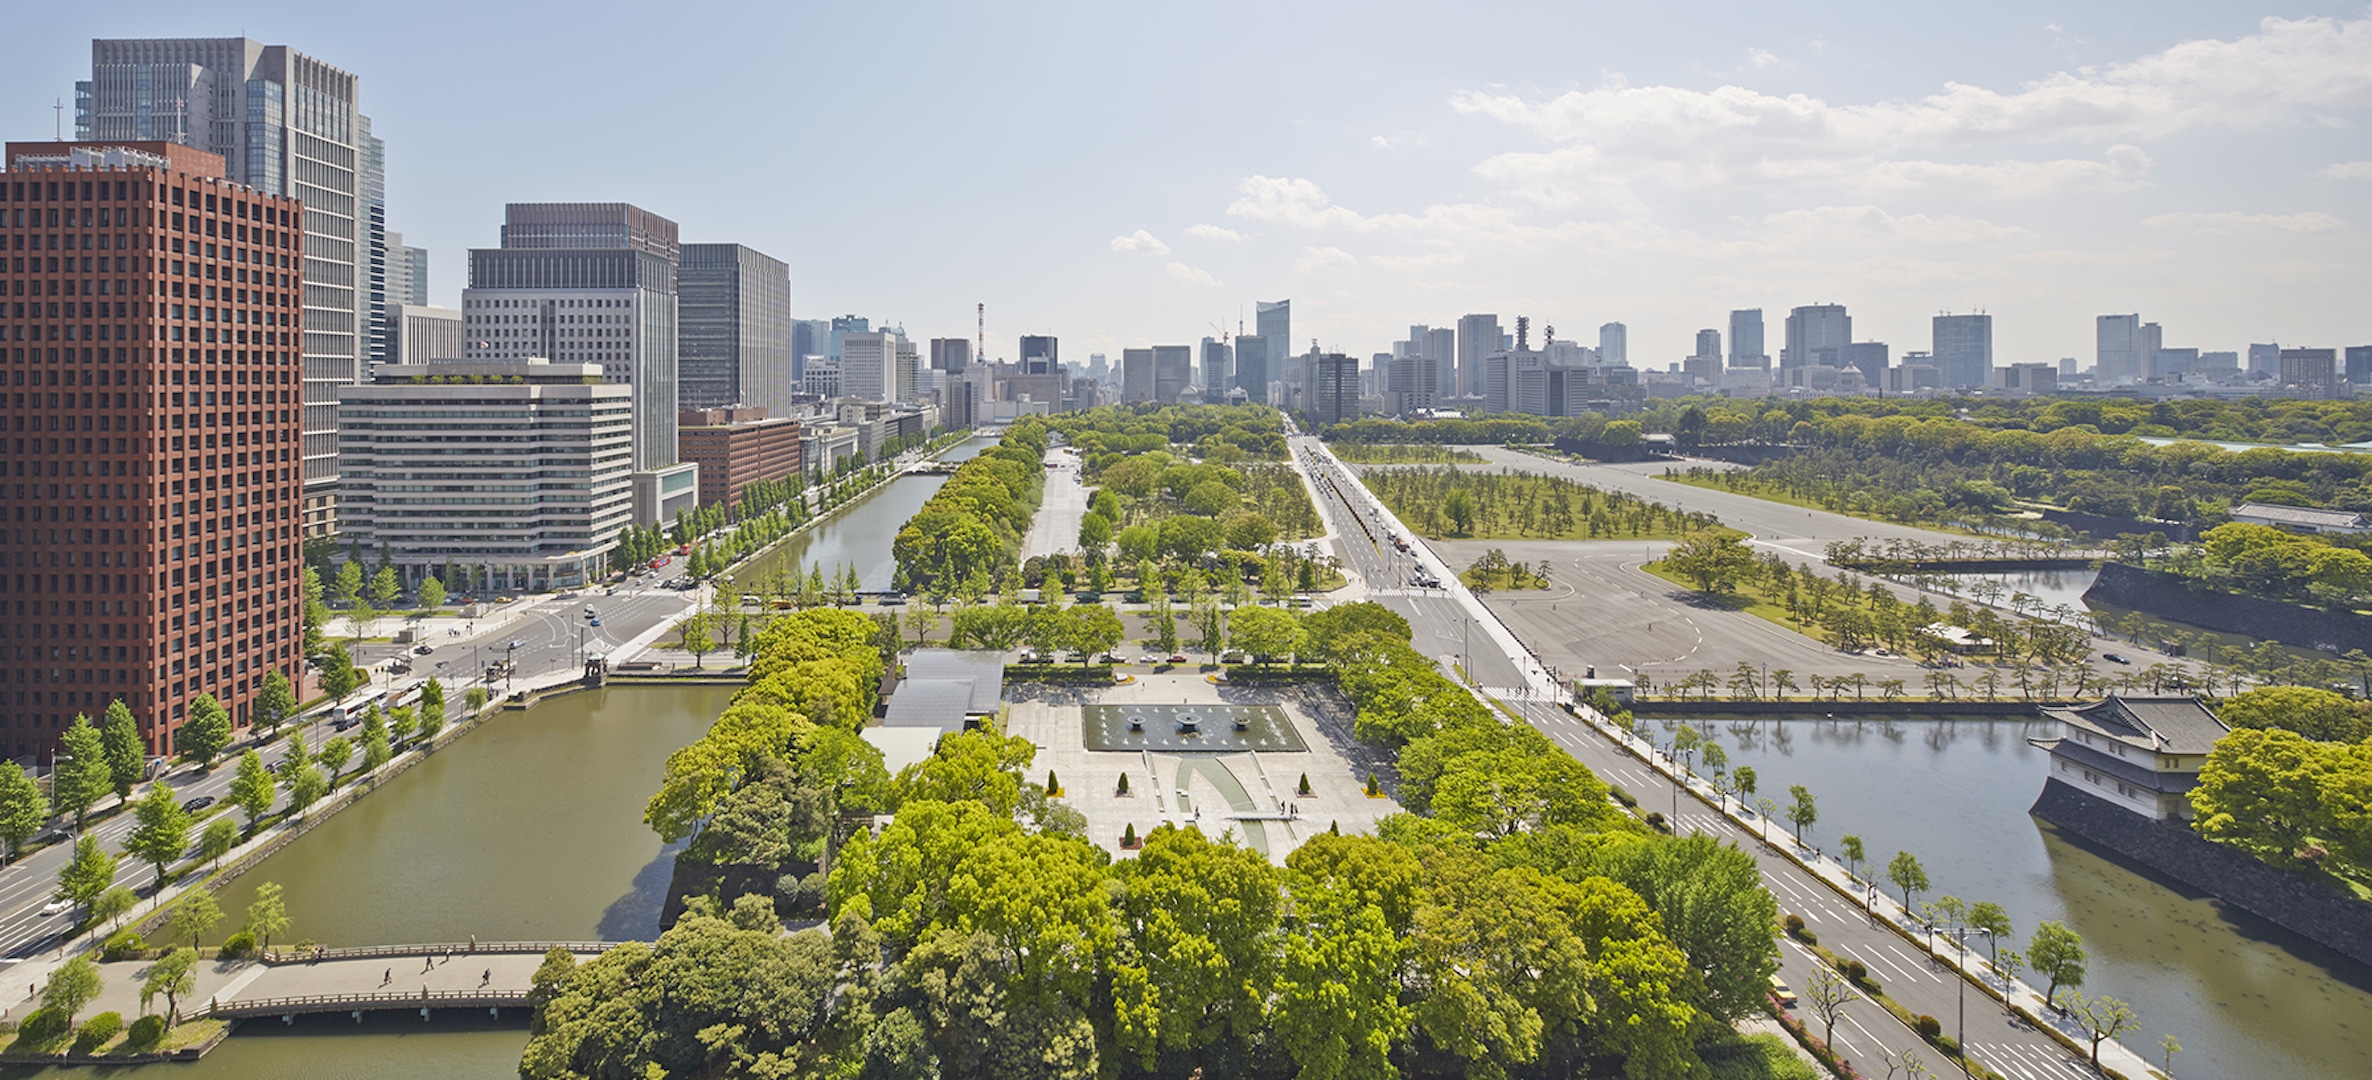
[336,359,634,591]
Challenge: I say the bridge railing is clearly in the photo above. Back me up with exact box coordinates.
[262,941,615,963]
[201,989,531,1019]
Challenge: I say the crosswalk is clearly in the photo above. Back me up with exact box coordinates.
[1969,1040,2094,1080]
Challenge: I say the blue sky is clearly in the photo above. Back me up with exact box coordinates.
[7,1,2368,367]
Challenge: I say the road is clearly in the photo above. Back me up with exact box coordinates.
[1291,437,2099,1080]
[0,581,699,964]
[1022,445,1088,561]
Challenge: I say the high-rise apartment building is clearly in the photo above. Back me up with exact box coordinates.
[1598,322,1627,367]
[1783,305,1850,369]
[1456,314,1499,397]
[77,37,375,538]
[0,141,306,756]
[1728,309,1766,366]
[1153,345,1193,404]
[678,243,791,415]
[1932,313,1993,388]
[1232,337,1268,403]
[1310,353,1359,427]
[2096,315,2144,383]
[463,203,680,473]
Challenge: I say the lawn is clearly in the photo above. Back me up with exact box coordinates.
[1364,467,1722,542]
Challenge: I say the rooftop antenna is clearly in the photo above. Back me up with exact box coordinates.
[1544,325,1556,347]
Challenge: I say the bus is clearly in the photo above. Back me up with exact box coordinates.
[330,689,388,727]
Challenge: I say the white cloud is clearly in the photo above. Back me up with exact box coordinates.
[1448,14,2371,201]
[1293,246,1359,274]
[1183,223,1244,242]
[1368,251,1467,272]
[1228,176,1386,230]
[1164,262,1220,286]
[2317,161,2372,180]
[1109,229,1169,255]
[1747,47,1779,69]
[2142,210,2345,234]
[1371,134,1397,150]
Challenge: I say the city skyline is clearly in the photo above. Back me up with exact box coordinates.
[4,3,2365,367]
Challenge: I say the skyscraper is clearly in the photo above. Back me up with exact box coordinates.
[1932,314,1994,388]
[1122,348,1156,403]
[78,37,374,537]
[929,338,971,372]
[1256,300,1290,395]
[1728,309,1765,365]
[1456,314,1500,397]
[1782,305,1850,369]
[383,231,428,308]
[1232,336,1268,403]
[679,243,792,415]
[791,318,828,382]
[2248,342,2281,376]
[1,140,306,756]
[1598,322,1627,366]
[1019,335,1059,374]
[1694,329,1721,361]
[839,330,897,402]
[1311,353,1359,427]
[1201,337,1231,393]
[2096,315,2143,384]
[1153,345,1193,403]
[464,203,681,473]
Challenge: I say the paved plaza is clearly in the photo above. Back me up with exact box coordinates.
[1008,673,1401,863]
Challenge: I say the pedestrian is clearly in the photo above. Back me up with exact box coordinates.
[383,967,391,985]
[424,956,433,973]
[482,968,491,986]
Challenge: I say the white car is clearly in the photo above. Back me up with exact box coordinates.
[38,898,71,917]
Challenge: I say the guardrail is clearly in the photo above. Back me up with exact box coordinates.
[262,941,614,963]
[202,988,530,1020]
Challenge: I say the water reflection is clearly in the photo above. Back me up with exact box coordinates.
[1655,714,2372,1079]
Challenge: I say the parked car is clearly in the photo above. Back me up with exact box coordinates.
[180,795,217,813]
[1168,655,1187,664]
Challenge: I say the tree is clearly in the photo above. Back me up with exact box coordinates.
[677,613,715,668]
[58,833,119,920]
[55,714,112,830]
[165,891,223,949]
[140,947,199,1026]
[94,884,137,929]
[2064,991,2138,1069]
[246,881,290,956]
[1967,901,2013,972]
[1070,604,1124,666]
[317,736,354,786]
[41,955,101,1023]
[1665,529,1756,594]
[179,694,233,768]
[1786,784,1818,845]
[330,559,363,609]
[125,782,192,891]
[417,575,448,612]
[369,565,402,612]
[254,670,297,735]
[285,762,328,819]
[199,816,240,869]
[0,762,47,861]
[1839,834,1866,881]
[418,679,447,741]
[1887,850,1929,912]
[1805,965,1863,1048]
[2028,920,2087,1008]
[230,750,276,835]
[1229,604,1303,663]
[101,700,145,807]
[1441,488,1477,535]
[321,643,359,705]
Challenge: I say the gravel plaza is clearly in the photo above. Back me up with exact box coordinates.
[1006,672,1402,863]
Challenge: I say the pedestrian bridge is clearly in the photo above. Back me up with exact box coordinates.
[197,942,617,1022]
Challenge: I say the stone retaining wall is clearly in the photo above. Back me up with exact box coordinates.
[2030,777,2372,970]
[1633,699,2051,717]
[2084,561,2372,653]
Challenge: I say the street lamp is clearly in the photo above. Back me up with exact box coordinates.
[1936,923,1997,1078]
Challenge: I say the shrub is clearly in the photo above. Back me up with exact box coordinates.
[1782,913,1805,935]
[1915,1013,1942,1039]
[13,1006,70,1052]
[217,930,257,959]
[1122,823,1138,847]
[1609,785,1638,807]
[124,1013,166,1051]
[1644,811,1667,831]
[69,1011,122,1055]
[1116,772,1130,795]
[100,929,146,962]
[1841,958,1871,986]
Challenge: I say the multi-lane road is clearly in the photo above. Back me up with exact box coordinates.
[1292,437,2098,1080]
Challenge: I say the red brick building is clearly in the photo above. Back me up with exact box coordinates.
[676,407,800,512]
[0,141,307,757]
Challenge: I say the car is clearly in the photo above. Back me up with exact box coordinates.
[496,595,516,604]
[332,717,360,732]
[583,606,597,619]
[2103,652,2132,665]
[180,795,217,813]
[1168,655,1187,664]
[38,899,70,917]
[1768,974,1798,1008]
[413,644,434,655]
[589,617,602,627]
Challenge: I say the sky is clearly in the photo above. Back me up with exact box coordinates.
[7,1,2369,369]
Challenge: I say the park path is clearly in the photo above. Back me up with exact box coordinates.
[1,945,608,1026]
